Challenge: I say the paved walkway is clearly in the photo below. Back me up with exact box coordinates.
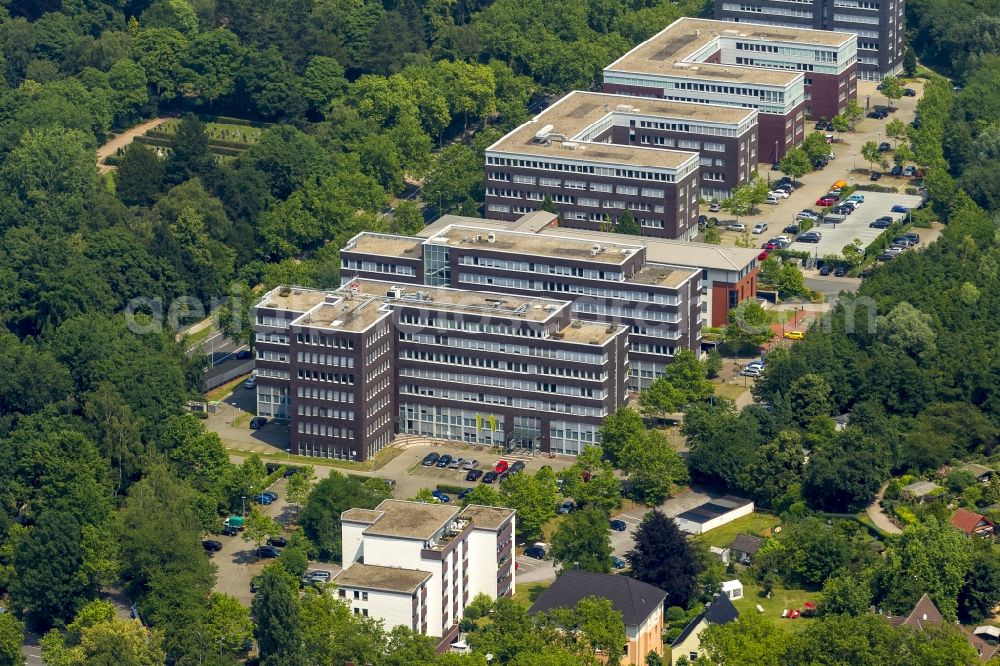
[97,116,171,173]
[866,482,902,535]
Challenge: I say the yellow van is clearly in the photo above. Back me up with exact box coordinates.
[783,330,805,340]
[831,179,848,190]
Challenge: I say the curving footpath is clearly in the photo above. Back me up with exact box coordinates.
[96,116,171,174]
[866,481,902,535]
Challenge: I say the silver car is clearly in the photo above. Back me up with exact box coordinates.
[463,459,480,470]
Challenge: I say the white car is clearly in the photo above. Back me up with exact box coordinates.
[244,376,256,390]
[752,223,768,234]
[773,235,790,243]
[739,367,762,377]
[726,222,746,232]
[709,202,721,212]
[768,190,790,199]
[796,211,819,221]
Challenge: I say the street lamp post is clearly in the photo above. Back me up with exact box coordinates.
[241,495,246,517]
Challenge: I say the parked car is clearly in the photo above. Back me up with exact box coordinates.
[752,223,768,234]
[768,190,789,199]
[891,204,910,213]
[481,471,498,484]
[268,536,288,548]
[510,461,526,474]
[466,469,484,482]
[796,210,818,221]
[819,264,832,276]
[421,452,440,466]
[524,545,546,560]
[892,236,915,247]
[784,330,805,340]
[309,570,332,583]
[252,493,273,506]
[746,359,765,370]
[765,195,780,206]
[221,525,239,537]
[726,222,746,232]
[846,194,864,203]
[891,165,903,176]
[816,196,838,207]
[698,214,708,227]
[784,224,800,234]
[258,545,281,558]
[609,519,628,531]
[870,216,893,228]
[870,172,882,181]
[867,109,888,119]
[739,366,762,377]
[878,142,891,152]
[250,575,262,593]
[611,556,626,570]
[431,489,451,503]
[249,416,267,429]
[902,165,917,177]
[202,539,223,552]
[904,232,920,244]
[797,232,822,243]
[834,266,848,277]
[458,488,473,501]
[463,459,480,470]
[436,454,453,468]
[904,88,917,96]
[494,460,510,474]
[244,376,256,390]
[448,457,464,469]
[557,499,575,515]
[261,491,278,502]
[877,251,898,261]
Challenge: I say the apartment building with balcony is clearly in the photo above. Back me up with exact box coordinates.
[253,278,630,458]
[336,500,516,647]
[484,91,758,229]
[603,17,858,163]
[714,0,902,80]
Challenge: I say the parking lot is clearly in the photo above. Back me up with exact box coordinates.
[706,79,928,259]
[786,190,925,256]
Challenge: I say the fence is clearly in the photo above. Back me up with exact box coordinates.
[203,361,254,391]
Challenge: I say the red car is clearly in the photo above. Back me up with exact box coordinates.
[494,460,509,474]
[816,196,837,207]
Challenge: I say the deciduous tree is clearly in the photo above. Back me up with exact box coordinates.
[253,564,305,665]
[550,508,612,573]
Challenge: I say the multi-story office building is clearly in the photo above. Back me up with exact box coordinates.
[414,211,761,332]
[713,0,903,80]
[484,91,758,233]
[253,278,630,458]
[341,218,704,392]
[603,17,858,163]
[336,500,515,646]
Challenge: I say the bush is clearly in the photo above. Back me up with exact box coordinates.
[436,483,466,495]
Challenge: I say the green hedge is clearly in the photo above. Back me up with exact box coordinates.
[209,145,246,157]
[198,114,275,128]
[854,184,900,193]
[143,130,252,152]
[436,483,467,495]
[261,465,287,491]
[133,135,173,148]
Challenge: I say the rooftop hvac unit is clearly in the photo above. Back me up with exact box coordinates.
[562,142,579,150]
[487,233,496,243]
[591,244,603,255]
[386,287,402,299]
[694,29,700,36]
[571,321,583,329]
[534,123,555,141]
[475,234,484,242]
[616,104,634,112]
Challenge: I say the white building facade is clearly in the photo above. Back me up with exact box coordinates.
[335,500,516,643]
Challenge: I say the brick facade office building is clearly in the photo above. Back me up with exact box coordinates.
[253,279,630,460]
[341,220,703,392]
[484,91,758,234]
[603,17,858,163]
[713,0,903,80]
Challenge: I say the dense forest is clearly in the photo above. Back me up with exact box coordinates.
[1,0,1000,664]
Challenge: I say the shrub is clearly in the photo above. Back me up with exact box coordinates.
[436,483,466,495]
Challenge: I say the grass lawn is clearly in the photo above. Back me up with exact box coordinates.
[731,581,819,634]
[204,376,248,402]
[694,512,780,550]
[714,381,749,402]
[160,120,264,144]
[222,444,405,474]
[541,514,567,542]
[511,582,550,609]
